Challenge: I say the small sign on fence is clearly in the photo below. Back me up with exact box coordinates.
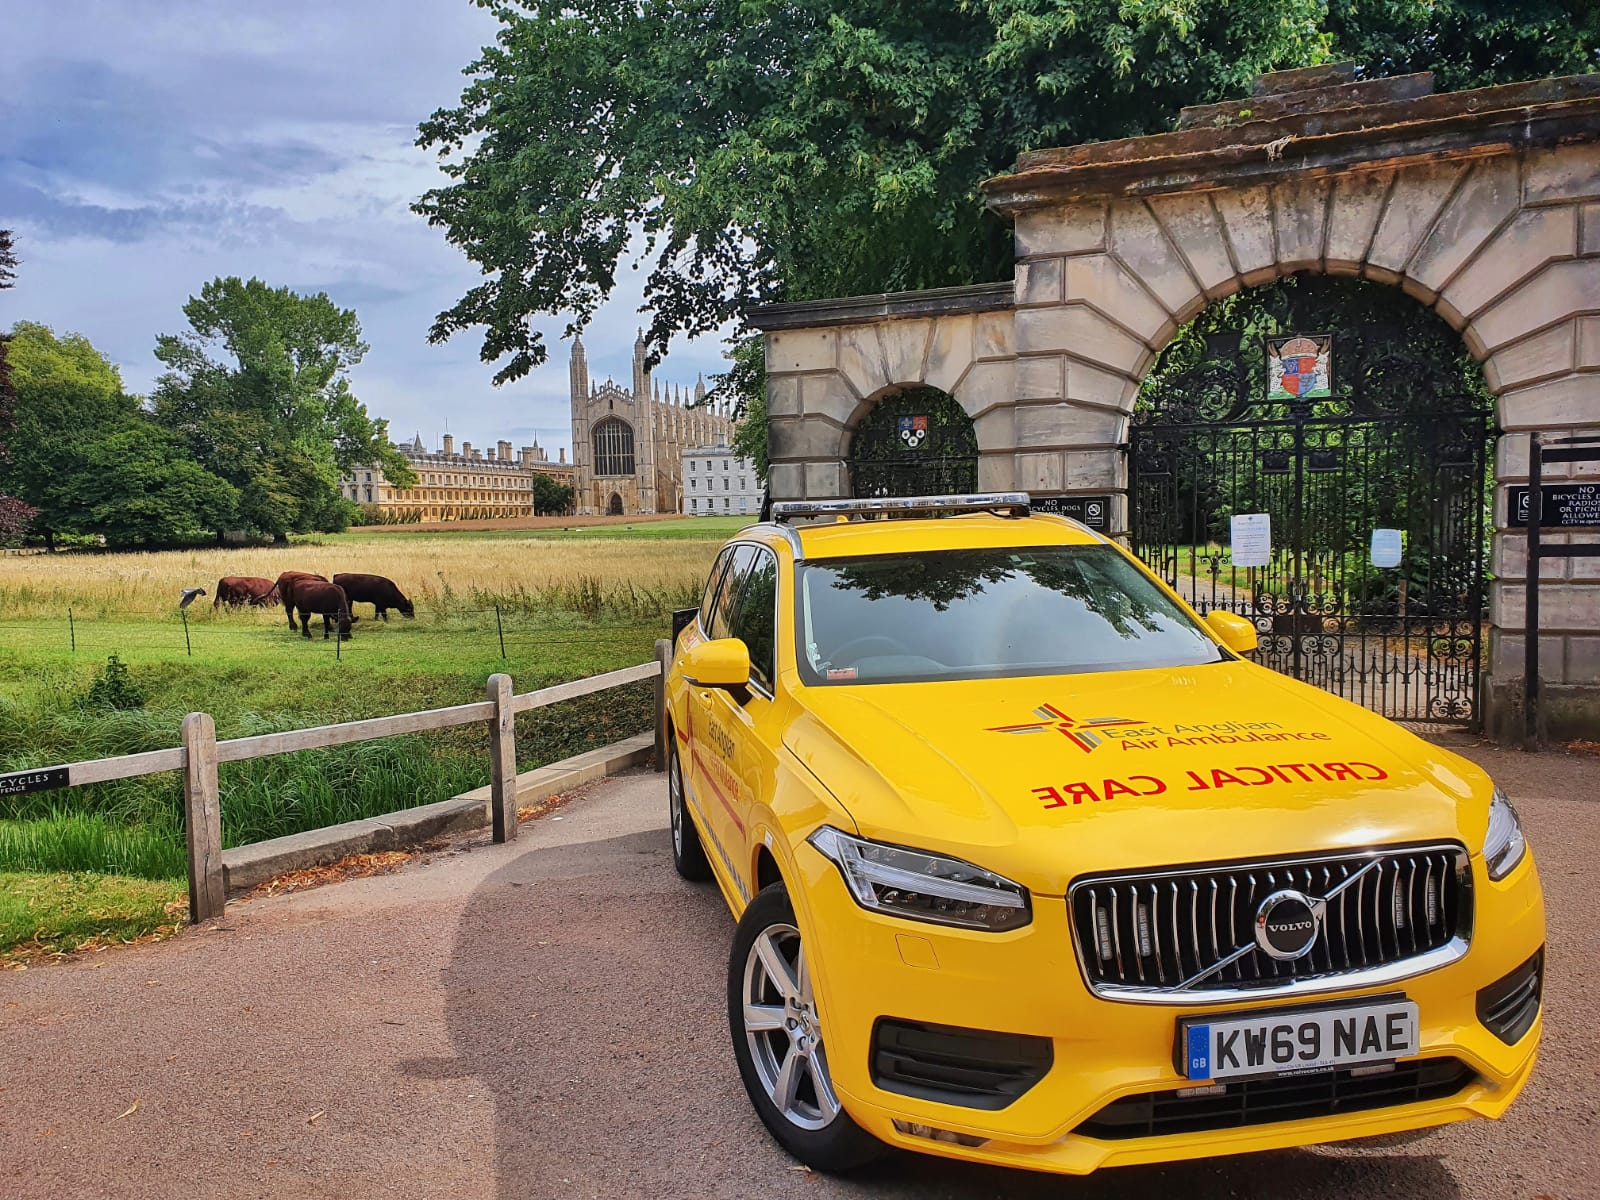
[1230,512,1273,567]
[0,766,70,797]
[1370,528,1403,569]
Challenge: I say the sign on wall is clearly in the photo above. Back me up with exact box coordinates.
[1511,483,1600,529]
[1266,333,1333,401]
[1030,494,1112,530]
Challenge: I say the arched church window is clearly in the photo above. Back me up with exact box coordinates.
[593,417,635,477]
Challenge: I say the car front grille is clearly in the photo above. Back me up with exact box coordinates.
[1075,1056,1477,1140]
[1069,845,1472,1002]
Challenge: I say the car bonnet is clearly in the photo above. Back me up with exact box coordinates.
[782,662,1489,897]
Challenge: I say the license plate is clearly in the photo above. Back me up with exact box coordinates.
[1179,998,1419,1082]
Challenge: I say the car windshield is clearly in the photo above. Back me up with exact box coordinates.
[796,545,1226,685]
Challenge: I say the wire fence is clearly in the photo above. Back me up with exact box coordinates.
[47,605,673,664]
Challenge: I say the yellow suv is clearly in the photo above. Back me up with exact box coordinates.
[663,494,1543,1176]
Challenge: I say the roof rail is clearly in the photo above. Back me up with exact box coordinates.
[769,493,1032,524]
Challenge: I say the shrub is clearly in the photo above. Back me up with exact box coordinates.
[80,655,145,711]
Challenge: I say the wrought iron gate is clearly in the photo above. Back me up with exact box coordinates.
[850,387,977,497]
[1130,328,1494,725]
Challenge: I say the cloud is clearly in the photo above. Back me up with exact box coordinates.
[1,0,737,462]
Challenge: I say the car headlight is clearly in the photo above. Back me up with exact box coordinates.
[1484,788,1527,880]
[807,826,1031,931]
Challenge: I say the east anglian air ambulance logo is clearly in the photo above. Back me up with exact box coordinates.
[987,704,1139,754]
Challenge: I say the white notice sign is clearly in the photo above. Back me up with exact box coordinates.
[1370,528,1403,569]
[1230,513,1272,568]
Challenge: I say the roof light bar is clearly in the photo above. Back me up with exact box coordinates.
[770,493,1032,523]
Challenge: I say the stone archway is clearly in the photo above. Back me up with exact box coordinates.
[607,492,623,516]
[845,385,978,497]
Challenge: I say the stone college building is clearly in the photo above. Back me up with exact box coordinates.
[569,330,735,515]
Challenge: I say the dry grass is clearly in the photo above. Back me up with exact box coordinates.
[0,534,722,620]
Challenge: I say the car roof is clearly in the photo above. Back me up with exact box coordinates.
[732,512,1107,561]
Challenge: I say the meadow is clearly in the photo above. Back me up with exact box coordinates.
[0,518,740,958]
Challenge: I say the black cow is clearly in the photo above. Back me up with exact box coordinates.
[333,573,414,622]
[293,581,353,640]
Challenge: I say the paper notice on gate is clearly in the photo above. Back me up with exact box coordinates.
[1230,513,1272,567]
[1370,528,1403,569]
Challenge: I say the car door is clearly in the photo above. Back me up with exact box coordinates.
[716,545,782,872]
[684,544,758,895]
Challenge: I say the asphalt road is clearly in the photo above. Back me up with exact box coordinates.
[1,734,1595,1200]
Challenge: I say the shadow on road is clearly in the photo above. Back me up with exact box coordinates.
[438,825,1465,1200]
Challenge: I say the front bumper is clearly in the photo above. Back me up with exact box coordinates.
[792,844,1545,1175]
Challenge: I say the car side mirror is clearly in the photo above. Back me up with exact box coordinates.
[682,638,752,690]
[1206,611,1258,654]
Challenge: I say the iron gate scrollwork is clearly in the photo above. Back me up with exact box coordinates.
[850,387,978,497]
[1130,318,1494,725]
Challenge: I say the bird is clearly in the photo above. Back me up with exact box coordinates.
[178,587,206,609]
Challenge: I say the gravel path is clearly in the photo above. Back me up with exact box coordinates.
[1,737,1595,1200]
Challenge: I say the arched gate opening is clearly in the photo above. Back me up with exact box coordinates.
[847,386,978,497]
[1131,276,1495,724]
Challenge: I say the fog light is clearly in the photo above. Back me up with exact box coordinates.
[892,1119,989,1148]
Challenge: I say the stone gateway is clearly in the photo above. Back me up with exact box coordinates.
[753,66,1600,738]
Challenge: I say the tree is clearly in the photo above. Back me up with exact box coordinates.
[72,424,239,547]
[1330,1,1600,91]
[151,277,415,538]
[416,0,1330,385]
[0,230,32,544]
[718,336,769,484]
[1,322,134,548]
[419,2,1598,400]
[0,322,237,548]
[531,471,574,515]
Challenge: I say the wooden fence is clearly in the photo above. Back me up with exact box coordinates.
[8,640,675,924]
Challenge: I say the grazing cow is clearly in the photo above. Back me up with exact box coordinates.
[213,576,279,608]
[293,581,353,640]
[275,571,328,630]
[333,573,414,622]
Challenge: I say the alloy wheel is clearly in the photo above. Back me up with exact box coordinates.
[740,922,841,1131]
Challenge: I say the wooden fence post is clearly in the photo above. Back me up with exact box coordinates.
[653,638,671,773]
[488,672,518,843]
[182,712,225,923]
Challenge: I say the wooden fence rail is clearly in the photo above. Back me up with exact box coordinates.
[1,644,674,926]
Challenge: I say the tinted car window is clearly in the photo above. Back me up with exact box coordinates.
[699,548,735,631]
[708,544,757,641]
[796,545,1225,684]
[729,549,778,691]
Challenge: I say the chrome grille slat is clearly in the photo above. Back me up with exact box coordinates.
[1070,844,1472,1002]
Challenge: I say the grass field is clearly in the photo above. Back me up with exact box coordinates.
[0,521,738,956]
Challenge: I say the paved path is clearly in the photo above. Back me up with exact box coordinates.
[2,739,1596,1200]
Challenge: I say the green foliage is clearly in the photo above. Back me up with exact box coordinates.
[718,335,769,481]
[415,0,1330,382]
[531,472,575,515]
[1329,1,1600,91]
[0,322,238,548]
[81,654,146,711]
[151,277,417,538]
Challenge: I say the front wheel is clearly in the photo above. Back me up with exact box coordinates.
[728,882,883,1172]
[668,738,712,882]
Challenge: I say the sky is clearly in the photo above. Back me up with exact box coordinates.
[1,0,731,460]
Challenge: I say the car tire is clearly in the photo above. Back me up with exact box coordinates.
[668,737,712,882]
[728,882,884,1173]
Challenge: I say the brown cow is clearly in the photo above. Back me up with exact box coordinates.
[293,581,353,640]
[333,573,414,621]
[213,576,279,608]
[275,571,328,631]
